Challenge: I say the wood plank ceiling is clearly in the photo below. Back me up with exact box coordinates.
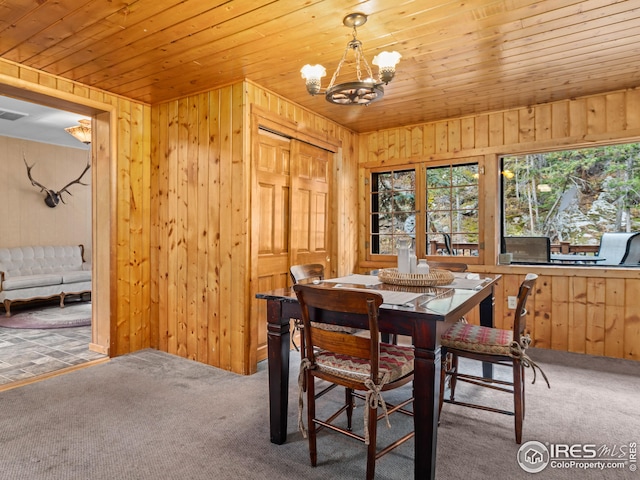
[1,0,639,133]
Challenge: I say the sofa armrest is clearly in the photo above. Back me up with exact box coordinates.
[82,263,92,271]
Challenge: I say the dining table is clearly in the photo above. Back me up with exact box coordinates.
[256,271,501,480]
[550,253,606,263]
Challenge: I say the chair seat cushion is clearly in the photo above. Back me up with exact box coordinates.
[441,321,513,355]
[314,343,414,384]
[2,273,63,291]
[62,270,92,284]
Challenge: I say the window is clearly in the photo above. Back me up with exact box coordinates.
[370,169,416,255]
[425,163,479,255]
[501,143,640,264]
[368,159,480,259]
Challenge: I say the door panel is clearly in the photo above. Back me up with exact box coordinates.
[254,130,291,361]
[290,140,331,271]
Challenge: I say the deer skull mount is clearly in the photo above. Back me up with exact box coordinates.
[23,154,91,208]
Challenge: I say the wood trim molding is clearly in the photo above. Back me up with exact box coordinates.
[0,76,115,357]
[251,104,341,152]
[0,73,118,117]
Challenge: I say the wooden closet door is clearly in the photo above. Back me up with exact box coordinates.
[254,130,291,362]
[290,140,331,273]
[252,134,333,362]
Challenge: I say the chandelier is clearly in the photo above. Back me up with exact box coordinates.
[300,13,401,106]
[64,119,92,144]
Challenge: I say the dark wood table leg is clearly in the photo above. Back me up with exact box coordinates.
[479,287,496,379]
[267,299,291,445]
[412,337,440,480]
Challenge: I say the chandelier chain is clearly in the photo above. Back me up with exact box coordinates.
[326,38,352,89]
[327,25,376,90]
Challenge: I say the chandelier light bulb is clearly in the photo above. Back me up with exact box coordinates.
[372,51,402,83]
[300,64,327,95]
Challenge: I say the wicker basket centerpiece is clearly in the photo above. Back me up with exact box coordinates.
[377,268,455,287]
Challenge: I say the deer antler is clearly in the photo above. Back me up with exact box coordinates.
[23,153,91,207]
[23,154,60,207]
[57,161,91,203]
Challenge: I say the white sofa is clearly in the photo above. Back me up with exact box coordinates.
[0,245,91,316]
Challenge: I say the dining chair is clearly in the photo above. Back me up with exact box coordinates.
[621,233,640,265]
[293,284,415,480]
[289,264,361,353]
[502,237,551,263]
[443,233,455,255]
[289,264,326,351]
[593,232,640,265]
[438,273,549,443]
[289,263,325,285]
[427,261,469,361]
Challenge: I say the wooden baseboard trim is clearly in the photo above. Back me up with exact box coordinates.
[89,342,109,355]
[0,356,110,393]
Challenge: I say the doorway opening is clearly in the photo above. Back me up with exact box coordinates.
[0,85,113,389]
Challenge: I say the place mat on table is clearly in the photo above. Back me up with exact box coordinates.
[439,273,489,290]
[323,274,382,286]
[332,284,423,306]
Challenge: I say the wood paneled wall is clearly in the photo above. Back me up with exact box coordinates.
[461,267,640,361]
[358,88,640,163]
[112,97,152,356]
[0,58,152,357]
[151,85,246,372]
[358,87,640,361]
[151,80,359,374]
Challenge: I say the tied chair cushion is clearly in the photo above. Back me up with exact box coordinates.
[298,342,414,444]
[314,343,414,383]
[441,321,549,386]
[441,322,514,355]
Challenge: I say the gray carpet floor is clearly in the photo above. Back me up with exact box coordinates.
[0,348,638,480]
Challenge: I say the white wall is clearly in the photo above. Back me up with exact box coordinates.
[0,136,92,259]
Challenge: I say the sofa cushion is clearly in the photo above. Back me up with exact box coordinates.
[0,245,84,277]
[62,270,92,283]
[2,274,63,291]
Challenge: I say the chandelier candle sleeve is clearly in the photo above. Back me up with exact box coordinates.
[373,51,402,83]
[300,65,326,95]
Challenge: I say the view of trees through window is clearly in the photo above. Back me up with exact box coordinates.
[369,162,479,256]
[425,163,479,255]
[502,143,640,246]
[370,169,416,255]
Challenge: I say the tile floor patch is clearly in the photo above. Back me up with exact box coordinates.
[0,324,106,385]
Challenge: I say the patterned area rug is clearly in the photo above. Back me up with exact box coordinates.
[0,302,91,329]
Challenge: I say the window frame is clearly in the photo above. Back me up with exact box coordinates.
[366,156,484,264]
[367,166,417,262]
[499,142,640,266]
